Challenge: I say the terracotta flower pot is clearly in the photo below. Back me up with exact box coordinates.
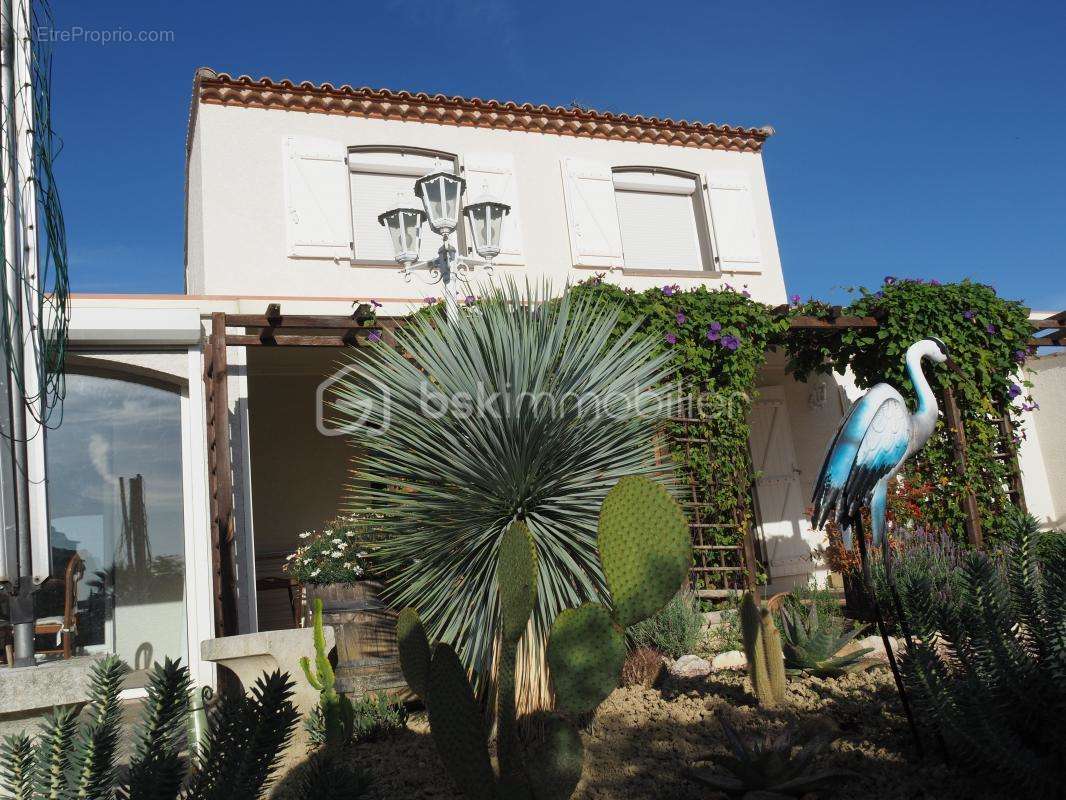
[303,581,406,698]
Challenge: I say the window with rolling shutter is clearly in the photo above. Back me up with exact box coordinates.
[348,148,457,264]
[613,170,707,271]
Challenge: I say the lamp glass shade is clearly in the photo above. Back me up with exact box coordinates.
[463,196,510,260]
[415,171,466,235]
[378,203,426,265]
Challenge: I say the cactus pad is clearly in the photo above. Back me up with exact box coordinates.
[597,476,690,628]
[526,714,584,800]
[547,603,626,714]
[426,643,496,800]
[498,520,538,644]
[396,607,431,699]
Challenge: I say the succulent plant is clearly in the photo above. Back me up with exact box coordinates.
[740,592,786,707]
[778,602,873,677]
[300,597,356,748]
[689,713,855,798]
[396,475,691,799]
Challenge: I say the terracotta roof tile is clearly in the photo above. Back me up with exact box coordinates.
[192,68,773,153]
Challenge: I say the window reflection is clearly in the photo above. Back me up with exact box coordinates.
[43,370,186,686]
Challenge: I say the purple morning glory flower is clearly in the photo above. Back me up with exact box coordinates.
[1014,349,1027,363]
[930,279,941,286]
[708,321,722,332]
[676,312,687,324]
[790,294,802,306]
[706,330,720,342]
[721,335,741,351]
[424,296,437,305]
[962,310,976,320]
[371,299,383,308]
[884,276,897,285]
[662,284,679,296]
[465,295,476,307]
[367,331,382,343]
[664,332,677,345]
[986,323,997,334]
[742,290,751,298]
[875,291,884,298]
[1008,384,1022,399]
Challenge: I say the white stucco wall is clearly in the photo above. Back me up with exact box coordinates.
[186,103,787,306]
[1024,352,1066,528]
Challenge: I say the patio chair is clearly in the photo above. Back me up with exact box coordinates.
[32,553,86,659]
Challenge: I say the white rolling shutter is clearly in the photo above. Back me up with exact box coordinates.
[283,137,352,259]
[614,172,703,270]
[349,151,449,264]
[461,153,523,265]
[560,158,624,269]
[705,172,761,269]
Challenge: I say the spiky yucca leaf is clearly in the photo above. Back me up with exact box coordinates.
[336,278,675,688]
[121,658,192,800]
[36,704,79,800]
[70,654,127,799]
[0,734,35,800]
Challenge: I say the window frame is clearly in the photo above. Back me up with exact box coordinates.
[610,166,717,275]
[346,146,465,267]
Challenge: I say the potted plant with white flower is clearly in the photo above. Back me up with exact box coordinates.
[284,513,404,697]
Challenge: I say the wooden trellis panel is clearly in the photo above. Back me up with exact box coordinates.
[670,396,759,597]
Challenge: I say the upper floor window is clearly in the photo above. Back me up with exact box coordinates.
[612,168,710,271]
[348,148,458,264]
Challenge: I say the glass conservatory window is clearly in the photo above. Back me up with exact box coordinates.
[43,370,186,687]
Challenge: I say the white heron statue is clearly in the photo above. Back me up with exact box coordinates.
[809,336,951,757]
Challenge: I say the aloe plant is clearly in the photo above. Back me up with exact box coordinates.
[690,713,855,797]
[778,603,873,677]
[338,278,675,692]
[397,475,691,799]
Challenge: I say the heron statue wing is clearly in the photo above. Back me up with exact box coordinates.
[811,384,910,529]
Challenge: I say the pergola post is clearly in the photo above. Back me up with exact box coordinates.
[941,384,983,548]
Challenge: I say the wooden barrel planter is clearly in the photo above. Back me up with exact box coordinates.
[303,581,407,699]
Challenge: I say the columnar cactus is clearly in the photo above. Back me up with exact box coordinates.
[740,591,786,707]
[396,475,691,800]
[300,597,355,746]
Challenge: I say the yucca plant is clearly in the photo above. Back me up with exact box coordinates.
[336,278,676,701]
[777,603,873,677]
[0,655,299,800]
[689,713,855,797]
[896,517,1066,797]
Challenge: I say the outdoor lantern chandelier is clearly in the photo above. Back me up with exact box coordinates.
[380,169,511,321]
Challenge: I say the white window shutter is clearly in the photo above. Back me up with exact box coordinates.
[284,137,352,259]
[705,172,761,268]
[561,158,624,268]
[461,153,523,265]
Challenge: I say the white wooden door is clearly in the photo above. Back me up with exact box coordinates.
[747,386,822,581]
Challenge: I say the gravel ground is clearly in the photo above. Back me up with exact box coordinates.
[273,669,1010,799]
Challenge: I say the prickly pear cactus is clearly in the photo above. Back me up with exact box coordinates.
[525,714,584,800]
[598,476,691,628]
[396,607,431,700]
[546,604,627,715]
[426,643,497,800]
[499,520,538,644]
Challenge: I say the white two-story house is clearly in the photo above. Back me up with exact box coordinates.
[39,67,1060,700]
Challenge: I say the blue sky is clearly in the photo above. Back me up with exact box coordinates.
[48,0,1065,310]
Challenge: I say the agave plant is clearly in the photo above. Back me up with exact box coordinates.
[335,278,676,697]
[689,713,854,798]
[778,602,872,677]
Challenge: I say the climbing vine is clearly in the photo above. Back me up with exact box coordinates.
[785,278,1034,548]
[570,278,788,588]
